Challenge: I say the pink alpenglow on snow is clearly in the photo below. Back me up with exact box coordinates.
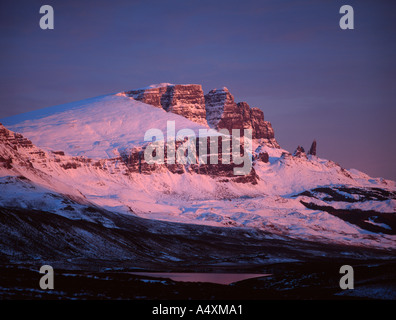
[0,84,395,250]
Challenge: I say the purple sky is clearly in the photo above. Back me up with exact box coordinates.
[0,0,395,180]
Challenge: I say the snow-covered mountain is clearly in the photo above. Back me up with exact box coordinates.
[0,83,395,261]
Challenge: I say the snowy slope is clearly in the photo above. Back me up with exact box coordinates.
[2,93,208,159]
[0,88,395,250]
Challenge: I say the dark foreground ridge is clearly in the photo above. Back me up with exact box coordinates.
[0,206,395,300]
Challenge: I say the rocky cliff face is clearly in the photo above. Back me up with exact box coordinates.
[237,102,255,129]
[124,84,207,125]
[0,122,35,170]
[205,87,242,129]
[120,135,259,184]
[205,87,279,147]
[124,84,279,148]
[123,84,169,109]
[249,108,275,140]
[165,85,207,125]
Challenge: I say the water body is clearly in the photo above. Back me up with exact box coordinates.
[129,272,271,285]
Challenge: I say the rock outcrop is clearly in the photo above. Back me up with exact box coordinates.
[124,84,279,148]
[249,108,275,140]
[0,123,130,177]
[205,87,279,147]
[120,135,259,183]
[255,151,269,163]
[293,145,307,158]
[308,140,317,156]
[124,84,207,125]
[205,87,244,130]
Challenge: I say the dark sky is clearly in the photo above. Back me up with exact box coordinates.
[1,0,395,179]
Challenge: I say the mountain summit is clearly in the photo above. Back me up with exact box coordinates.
[0,84,395,256]
[124,84,279,147]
